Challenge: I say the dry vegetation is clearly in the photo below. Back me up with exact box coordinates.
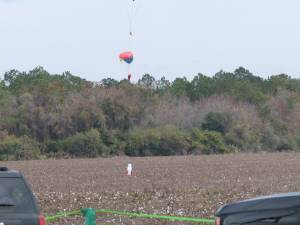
[3,68,300,160]
[2,153,300,224]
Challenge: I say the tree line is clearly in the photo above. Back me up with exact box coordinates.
[1,66,300,160]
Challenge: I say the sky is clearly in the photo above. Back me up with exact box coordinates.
[0,0,300,82]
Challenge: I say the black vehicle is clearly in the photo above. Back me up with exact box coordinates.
[0,167,46,225]
[215,192,300,225]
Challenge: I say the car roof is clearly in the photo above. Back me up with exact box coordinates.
[0,167,22,178]
[216,192,300,216]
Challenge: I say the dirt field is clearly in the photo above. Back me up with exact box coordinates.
[3,153,300,224]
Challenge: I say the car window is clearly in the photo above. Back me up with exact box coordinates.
[0,178,35,213]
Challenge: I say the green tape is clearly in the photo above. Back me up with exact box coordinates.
[96,209,215,224]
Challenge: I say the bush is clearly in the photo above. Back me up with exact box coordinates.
[225,124,260,151]
[0,135,41,160]
[62,129,104,157]
[125,126,191,156]
[192,129,230,154]
[260,127,297,151]
[102,130,127,156]
[201,112,232,133]
[44,140,68,158]
[45,140,61,153]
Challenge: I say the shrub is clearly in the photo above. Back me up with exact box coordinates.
[44,140,68,158]
[125,126,191,156]
[0,135,41,160]
[192,129,230,154]
[260,127,297,151]
[103,131,127,156]
[201,112,232,133]
[62,129,104,157]
[225,124,261,151]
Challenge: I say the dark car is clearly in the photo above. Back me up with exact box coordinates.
[0,167,46,225]
[215,192,300,225]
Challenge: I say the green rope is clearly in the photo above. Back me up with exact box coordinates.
[96,209,215,224]
[46,208,215,224]
[46,209,81,222]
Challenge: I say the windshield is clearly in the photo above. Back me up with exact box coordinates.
[0,178,35,213]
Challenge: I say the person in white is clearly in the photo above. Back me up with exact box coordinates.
[127,163,133,176]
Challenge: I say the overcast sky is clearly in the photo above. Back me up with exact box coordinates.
[0,0,300,81]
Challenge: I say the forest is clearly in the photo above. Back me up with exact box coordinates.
[1,66,300,160]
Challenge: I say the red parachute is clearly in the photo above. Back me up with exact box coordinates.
[119,51,134,64]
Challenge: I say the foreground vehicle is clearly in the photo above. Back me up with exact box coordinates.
[215,192,300,225]
[0,167,45,225]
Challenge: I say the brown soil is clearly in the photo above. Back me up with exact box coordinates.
[2,153,300,224]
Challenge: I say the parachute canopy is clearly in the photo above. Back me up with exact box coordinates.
[119,51,134,64]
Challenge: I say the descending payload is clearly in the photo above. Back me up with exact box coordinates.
[119,0,139,81]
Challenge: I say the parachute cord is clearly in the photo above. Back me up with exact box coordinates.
[127,0,135,53]
[127,64,132,82]
[128,0,135,38]
[126,0,138,81]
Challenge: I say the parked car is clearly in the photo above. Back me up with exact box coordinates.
[0,167,46,225]
[215,192,300,225]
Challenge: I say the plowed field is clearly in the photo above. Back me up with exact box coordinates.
[3,153,300,224]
